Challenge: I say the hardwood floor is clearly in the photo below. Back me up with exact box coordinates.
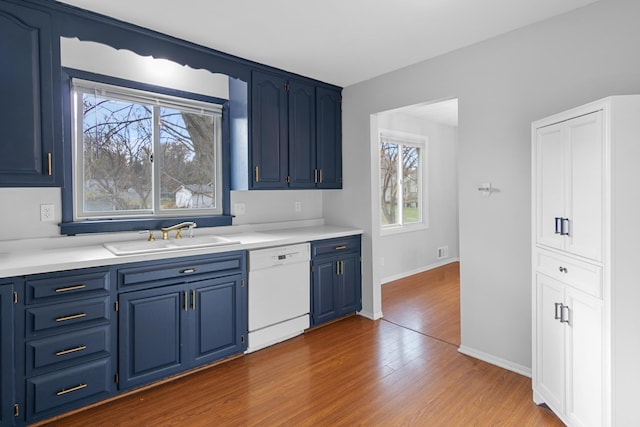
[382,262,461,346]
[39,262,562,426]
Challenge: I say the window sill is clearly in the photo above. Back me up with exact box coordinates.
[380,222,428,237]
[60,215,233,235]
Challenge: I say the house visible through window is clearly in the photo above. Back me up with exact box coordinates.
[379,131,426,230]
[72,79,222,220]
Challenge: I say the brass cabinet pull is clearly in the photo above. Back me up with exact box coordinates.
[255,166,259,182]
[191,290,196,310]
[55,313,87,322]
[319,169,323,183]
[55,284,86,293]
[47,152,52,176]
[56,383,87,396]
[335,245,347,250]
[56,345,87,356]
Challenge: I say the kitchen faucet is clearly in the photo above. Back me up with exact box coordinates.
[160,221,197,240]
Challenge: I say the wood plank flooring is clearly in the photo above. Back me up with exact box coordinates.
[39,262,562,426]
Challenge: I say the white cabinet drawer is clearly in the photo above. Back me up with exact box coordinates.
[536,250,602,298]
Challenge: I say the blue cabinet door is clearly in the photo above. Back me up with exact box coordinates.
[311,258,339,326]
[118,285,188,390]
[190,274,245,366]
[0,2,61,186]
[316,87,342,189]
[1,284,14,427]
[251,71,288,189]
[288,80,316,188]
[337,253,362,316]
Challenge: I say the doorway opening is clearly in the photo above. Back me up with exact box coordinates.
[372,98,460,346]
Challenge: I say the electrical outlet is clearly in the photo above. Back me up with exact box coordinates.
[437,246,449,260]
[294,201,302,213]
[234,203,246,215]
[40,204,55,222]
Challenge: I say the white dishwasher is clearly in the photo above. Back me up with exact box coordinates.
[247,243,310,353]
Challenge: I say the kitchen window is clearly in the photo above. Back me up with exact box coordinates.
[60,72,232,234]
[379,131,427,233]
[73,79,222,219]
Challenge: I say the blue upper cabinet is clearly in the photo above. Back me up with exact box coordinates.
[250,70,342,190]
[316,87,342,189]
[288,80,316,189]
[0,2,62,187]
[251,71,289,189]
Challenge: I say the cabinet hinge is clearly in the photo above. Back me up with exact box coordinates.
[13,291,18,304]
[286,175,291,183]
[114,300,119,312]
[311,266,315,273]
[115,372,119,384]
[284,82,290,92]
[241,279,245,288]
[14,404,19,417]
[241,335,245,343]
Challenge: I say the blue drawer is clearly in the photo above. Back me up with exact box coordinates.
[26,296,110,338]
[27,357,112,419]
[311,235,361,257]
[25,269,110,305]
[26,325,111,376]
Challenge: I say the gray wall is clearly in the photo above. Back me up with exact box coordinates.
[324,0,640,379]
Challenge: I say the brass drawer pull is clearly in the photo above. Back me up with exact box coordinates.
[55,285,87,293]
[47,152,52,176]
[56,313,87,322]
[180,268,196,274]
[335,245,347,250]
[56,345,87,356]
[56,383,87,396]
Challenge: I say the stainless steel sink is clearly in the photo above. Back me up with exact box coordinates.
[104,235,240,255]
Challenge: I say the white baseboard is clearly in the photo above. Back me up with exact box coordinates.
[358,310,383,320]
[457,345,532,378]
[381,257,460,285]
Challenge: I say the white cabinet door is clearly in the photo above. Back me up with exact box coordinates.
[534,111,603,262]
[565,287,603,427]
[535,273,566,415]
[536,123,565,251]
[565,111,603,261]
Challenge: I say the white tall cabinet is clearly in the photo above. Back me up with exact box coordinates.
[532,96,640,427]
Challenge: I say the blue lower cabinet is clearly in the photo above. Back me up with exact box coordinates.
[311,259,339,325]
[118,284,189,390]
[118,273,246,390]
[1,283,16,427]
[310,236,362,327]
[18,267,115,426]
[190,275,245,365]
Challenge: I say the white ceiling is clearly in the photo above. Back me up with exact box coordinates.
[58,0,600,87]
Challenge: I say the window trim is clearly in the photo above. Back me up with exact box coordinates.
[378,129,428,236]
[60,68,232,235]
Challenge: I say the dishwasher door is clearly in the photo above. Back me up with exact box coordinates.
[247,243,310,352]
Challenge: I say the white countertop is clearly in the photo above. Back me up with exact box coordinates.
[0,219,362,278]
